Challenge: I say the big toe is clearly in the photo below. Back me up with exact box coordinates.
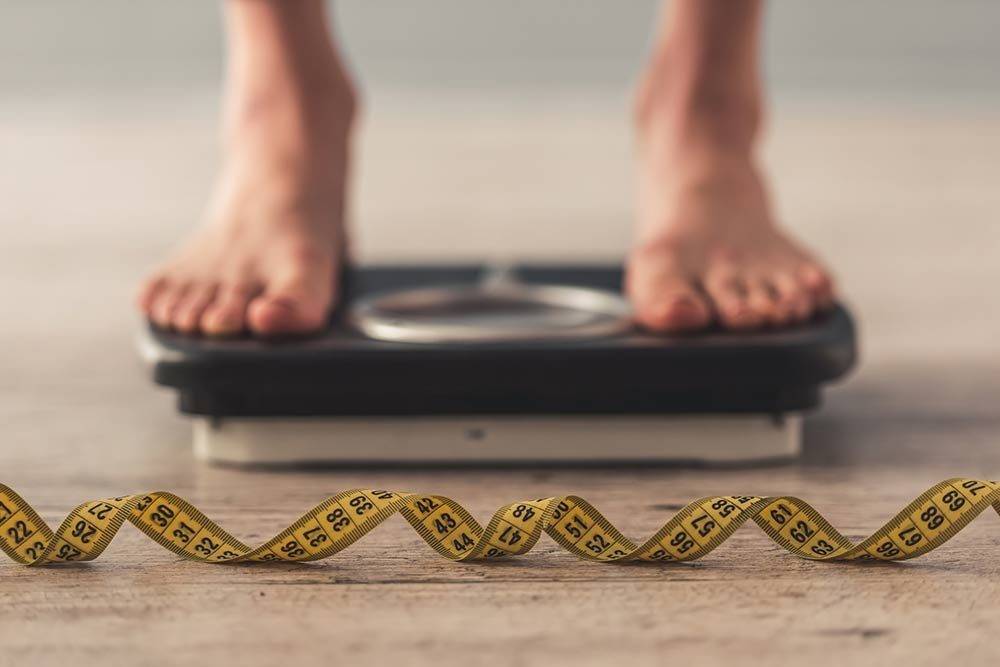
[246,286,331,337]
[636,288,712,333]
[628,253,711,333]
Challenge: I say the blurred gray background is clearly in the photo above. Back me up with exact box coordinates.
[3,0,999,97]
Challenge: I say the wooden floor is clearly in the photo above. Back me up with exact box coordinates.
[1,96,999,665]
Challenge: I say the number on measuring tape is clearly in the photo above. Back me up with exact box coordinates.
[0,482,995,567]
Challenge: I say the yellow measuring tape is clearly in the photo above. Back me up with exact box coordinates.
[2,478,998,566]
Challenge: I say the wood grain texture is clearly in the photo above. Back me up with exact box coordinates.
[1,98,999,665]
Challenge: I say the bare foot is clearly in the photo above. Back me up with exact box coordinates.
[626,71,835,334]
[136,2,355,337]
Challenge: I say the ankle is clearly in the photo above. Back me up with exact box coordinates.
[634,51,762,157]
[219,73,358,164]
[228,62,357,124]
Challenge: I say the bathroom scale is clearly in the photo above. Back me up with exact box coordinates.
[139,264,856,465]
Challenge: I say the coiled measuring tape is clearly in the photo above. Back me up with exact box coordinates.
[1,478,997,566]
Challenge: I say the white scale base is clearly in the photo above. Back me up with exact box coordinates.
[193,414,801,465]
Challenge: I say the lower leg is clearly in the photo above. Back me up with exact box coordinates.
[627,0,834,331]
[137,0,356,336]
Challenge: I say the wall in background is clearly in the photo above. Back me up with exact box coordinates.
[2,0,998,100]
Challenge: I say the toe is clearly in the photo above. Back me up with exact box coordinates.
[627,253,711,332]
[136,275,168,314]
[704,273,762,330]
[768,273,812,322]
[745,278,783,326]
[638,288,712,333]
[246,274,334,336]
[171,285,218,333]
[798,262,835,309]
[247,294,328,336]
[201,284,257,336]
[150,284,188,328]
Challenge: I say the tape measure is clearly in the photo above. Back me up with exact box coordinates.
[1,478,997,566]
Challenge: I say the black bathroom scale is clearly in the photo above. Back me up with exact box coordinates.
[139,264,856,465]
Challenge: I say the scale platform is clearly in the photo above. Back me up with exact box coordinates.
[140,264,856,465]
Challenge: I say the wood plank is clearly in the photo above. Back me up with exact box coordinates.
[1,100,999,664]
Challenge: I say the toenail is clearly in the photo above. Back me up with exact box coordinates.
[664,297,696,316]
[726,304,759,327]
[801,266,831,289]
[204,311,237,330]
[649,299,702,328]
